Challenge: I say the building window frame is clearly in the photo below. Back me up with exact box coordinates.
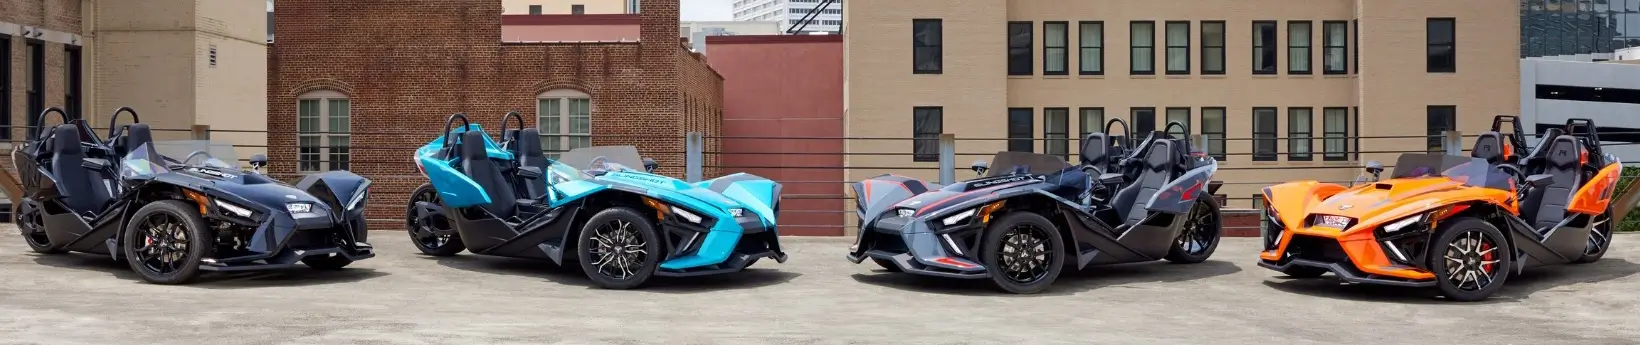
[66,45,82,120]
[1079,107,1105,139]
[1078,21,1104,75]
[1007,108,1034,152]
[529,4,543,15]
[25,39,44,140]
[1427,105,1457,153]
[1288,21,1312,75]
[1008,21,1034,76]
[1164,107,1190,139]
[1287,107,1313,161]
[0,35,10,141]
[1323,107,1350,161]
[1044,107,1070,159]
[1427,18,1456,73]
[297,90,351,172]
[1130,107,1156,142]
[1201,21,1225,75]
[1130,21,1156,75]
[913,106,943,162]
[1252,21,1277,75]
[1164,21,1190,75]
[1352,19,1359,74]
[1322,21,1348,75]
[1201,107,1226,161]
[1043,21,1069,75]
[913,19,943,74]
[1252,107,1277,161]
[538,89,594,159]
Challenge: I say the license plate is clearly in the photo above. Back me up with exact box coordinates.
[1316,215,1350,228]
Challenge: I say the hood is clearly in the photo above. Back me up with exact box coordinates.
[600,171,741,212]
[205,175,328,213]
[1312,177,1462,219]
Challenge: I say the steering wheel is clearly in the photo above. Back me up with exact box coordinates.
[184,150,213,165]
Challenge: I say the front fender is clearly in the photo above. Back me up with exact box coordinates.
[852,174,935,225]
[295,170,372,213]
[1262,180,1347,227]
[697,172,782,225]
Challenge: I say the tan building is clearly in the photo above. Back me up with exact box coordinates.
[504,0,634,15]
[844,0,1520,214]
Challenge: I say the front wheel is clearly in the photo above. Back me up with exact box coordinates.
[122,200,212,285]
[1573,209,1614,264]
[1165,198,1221,263]
[406,183,465,256]
[17,198,62,254]
[576,208,661,290]
[980,212,1065,294]
[1428,217,1512,302]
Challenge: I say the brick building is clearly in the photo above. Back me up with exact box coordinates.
[267,0,724,226]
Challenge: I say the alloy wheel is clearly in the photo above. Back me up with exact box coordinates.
[408,189,453,249]
[588,219,649,280]
[19,206,51,248]
[1175,202,1217,255]
[1442,230,1501,292]
[998,224,1053,284]
[1585,215,1613,257]
[133,213,190,275]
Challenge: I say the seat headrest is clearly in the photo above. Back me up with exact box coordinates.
[1538,128,1566,148]
[514,128,544,158]
[459,130,490,159]
[50,125,83,155]
[1145,140,1176,172]
[1471,132,1505,163]
[1080,133,1109,167]
[1545,136,1580,168]
[124,123,153,152]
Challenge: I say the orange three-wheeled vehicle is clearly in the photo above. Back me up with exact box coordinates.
[1257,116,1625,301]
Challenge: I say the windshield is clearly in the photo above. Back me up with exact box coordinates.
[985,151,1073,177]
[119,143,169,179]
[557,146,646,172]
[120,141,243,179]
[1389,153,1512,190]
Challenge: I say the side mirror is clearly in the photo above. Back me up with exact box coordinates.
[249,154,268,173]
[642,158,658,173]
[1364,160,1384,181]
[970,160,989,175]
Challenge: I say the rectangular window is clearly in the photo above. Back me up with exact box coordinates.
[1007,108,1034,152]
[913,19,943,74]
[1427,106,1457,153]
[1427,18,1455,73]
[26,39,44,140]
[1253,107,1277,161]
[1201,21,1225,75]
[1130,21,1155,75]
[1352,19,1359,73]
[1288,107,1313,161]
[1323,107,1350,161]
[1165,21,1190,74]
[1043,22,1068,75]
[1008,22,1033,76]
[1079,21,1104,75]
[326,99,351,171]
[1131,107,1156,142]
[298,100,320,171]
[1201,107,1226,160]
[538,95,594,158]
[913,107,943,162]
[1323,21,1348,74]
[1288,21,1311,74]
[1252,21,1277,75]
[529,5,542,14]
[297,96,352,172]
[1044,108,1070,158]
[0,35,9,141]
[571,4,585,14]
[1165,107,1190,139]
[66,45,82,120]
[1079,107,1105,138]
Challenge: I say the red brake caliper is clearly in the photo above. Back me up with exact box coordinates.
[1480,242,1495,274]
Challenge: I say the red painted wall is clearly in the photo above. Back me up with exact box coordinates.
[706,35,844,236]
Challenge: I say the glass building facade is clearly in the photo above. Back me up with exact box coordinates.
[1522,0,1640,58]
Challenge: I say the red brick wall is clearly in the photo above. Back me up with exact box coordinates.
[3,0,80,143]
[268,0,721,230]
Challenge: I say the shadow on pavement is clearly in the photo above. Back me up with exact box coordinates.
[29,253,389,288]
[427,254,801,293]
[1261,258,1640,304]
[849,259,1243,297]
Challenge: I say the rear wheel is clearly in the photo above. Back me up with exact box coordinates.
[1165,198,1221,263]
[577,208,661,290]
[122,200,212,285]
[1573,209,1614,264]
[870,257,902,272]
[980,212,1065,294]
[16,198,62,254]
[406,183,465,256]
[1428,217,1512,302]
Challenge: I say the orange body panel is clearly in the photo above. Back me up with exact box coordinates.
[1568,163,1622,215]
[1259,176,1516,281]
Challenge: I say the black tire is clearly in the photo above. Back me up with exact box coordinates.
[1573,209,1615,264]
[122,200,213,285]
[1428,217,1512,302]
[980,212,1065,294]
[576,207,661,290]
[1281,266,1329,278]
[1165,198,1221,263]
[406,183,465,256]
[16,198,63,254]
[301,254,354,270]
[870,257,902,272]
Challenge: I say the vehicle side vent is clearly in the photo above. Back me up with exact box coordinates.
[1374,183,1393,190]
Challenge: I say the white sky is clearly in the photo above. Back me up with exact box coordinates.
[682,0,733,21]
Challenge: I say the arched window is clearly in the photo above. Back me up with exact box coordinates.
[537,89,591,158]
[297,90,350,172]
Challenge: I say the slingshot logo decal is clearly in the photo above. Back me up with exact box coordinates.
[1338,204,1353,210]
[185,167,237,179]
[968,175,1044,189]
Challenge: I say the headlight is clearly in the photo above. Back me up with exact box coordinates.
[1382,216,1421,233]
[672,207,702,223]
[728,208,744,217]
[942,209,976,226]
[215,200,253,218]
[896,208,915,218]
[286,203,313,214]
[346,189,368,210]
